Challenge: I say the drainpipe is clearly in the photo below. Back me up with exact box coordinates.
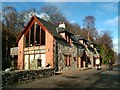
[54,39,58,72]
[77,45,79,68]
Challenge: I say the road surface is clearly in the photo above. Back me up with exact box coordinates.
[3,65,120,89]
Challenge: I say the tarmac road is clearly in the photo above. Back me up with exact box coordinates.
[3,64,120,89]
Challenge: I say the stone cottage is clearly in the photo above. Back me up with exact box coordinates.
[75,35,100,68]
[12,15,100,72]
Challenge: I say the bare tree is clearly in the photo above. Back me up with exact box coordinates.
[2,6,18,32]
[96,30,113,48]
[72,23,81,35]
[40,5,67,25]
[83,16,95,30]
[40,5,82,34]
[2,6,20,70]
[19,8,38,26]
[82,16,98,41]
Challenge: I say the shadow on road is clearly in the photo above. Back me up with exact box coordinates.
[86,65,120,88]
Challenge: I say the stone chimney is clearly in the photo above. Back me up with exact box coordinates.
[59,22,65,29]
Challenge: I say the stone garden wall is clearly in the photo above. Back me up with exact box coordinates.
[2,68,54,87]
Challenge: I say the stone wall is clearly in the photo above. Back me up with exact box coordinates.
[2,68,54,87]
[56,39,82,71]
[85,48,94,67]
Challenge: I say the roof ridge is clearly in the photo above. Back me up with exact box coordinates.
[35,16,57,27]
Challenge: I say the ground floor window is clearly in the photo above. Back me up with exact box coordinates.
[37,59,42,67]
[64,55,71,66]
[24,51,45,69]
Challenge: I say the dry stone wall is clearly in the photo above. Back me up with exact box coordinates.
[2,68,54,87]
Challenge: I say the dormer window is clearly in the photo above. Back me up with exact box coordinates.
[57,21,73,44]
[65,33,71,44]
[79,39,84,44]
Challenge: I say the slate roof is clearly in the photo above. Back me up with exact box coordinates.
[75,35,98,46]
[87,46,94,52]
[70,35,85,48]
[17,16,80,43]
[71,35,78,42]
[56,27,74,35]
[75,35,89,42]
[16,16,90,50]
[16,16,64,42]
[43,19,98,50]
[36,16,64,40]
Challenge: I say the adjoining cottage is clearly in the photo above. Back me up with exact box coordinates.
[11,15,100,72]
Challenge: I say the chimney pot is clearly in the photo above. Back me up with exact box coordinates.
[59,21,65,29]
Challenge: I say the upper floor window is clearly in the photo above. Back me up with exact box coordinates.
[25,22,45,47]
